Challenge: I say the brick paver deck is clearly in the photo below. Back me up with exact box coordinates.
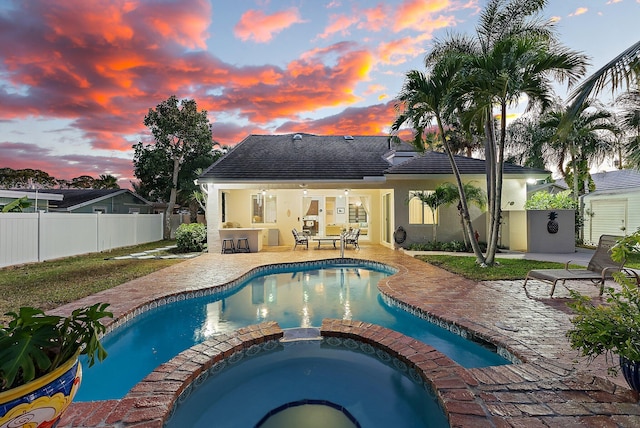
[55,245,639,427]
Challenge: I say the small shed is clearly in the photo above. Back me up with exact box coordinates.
[580,170,640,245]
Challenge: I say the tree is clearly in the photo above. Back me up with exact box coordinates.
[506,111,554,169]
[391,56,487,262]
[450,182,487,249]
[539,100,616,203]
[617,87,640,169]
[94,174,120,189]
[568,40,640,117]
[0,168,57,189]
[413,181,486,246]
[135,95,213,238]
[69,175,97,189]
[425,0,587,265]
[411,184,458,243]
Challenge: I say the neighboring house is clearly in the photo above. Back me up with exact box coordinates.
[44,189,153,214]
[0,189,64,212]
[198,133,549,252]
[576,170,640,245]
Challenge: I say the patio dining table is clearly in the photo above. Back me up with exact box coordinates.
[313,237,340,249]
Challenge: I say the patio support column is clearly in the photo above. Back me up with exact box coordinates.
[206,184,221,253]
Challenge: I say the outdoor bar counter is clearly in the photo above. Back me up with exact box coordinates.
[218,227,264,252]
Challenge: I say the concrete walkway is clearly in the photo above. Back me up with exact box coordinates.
[56,245,639,427]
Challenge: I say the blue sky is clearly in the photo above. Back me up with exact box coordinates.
[0,0,638,186]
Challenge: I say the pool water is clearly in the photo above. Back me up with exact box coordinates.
[76,265,509,401]
[164,340,449,428]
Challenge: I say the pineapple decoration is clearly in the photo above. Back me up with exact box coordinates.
[547,211,559,234]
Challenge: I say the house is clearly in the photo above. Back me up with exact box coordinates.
[0,189,64,212]
[198,134,549,252]
[577,170,640,245]
[44,189,153,214]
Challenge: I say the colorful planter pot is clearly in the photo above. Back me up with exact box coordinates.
[0,356,82,428]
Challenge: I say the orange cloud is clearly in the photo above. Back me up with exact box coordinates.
[377,33,431,65]
[569,7,588,17]
[276,102,397,136]
[316,14,360,39]
[360,4,389,29]
[214,43,375,123]
[44,0,211,50]
[364,84,386,95]
[393,0,454,32]
[234,8,304,43]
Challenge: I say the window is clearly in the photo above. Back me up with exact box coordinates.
[251,194,277,223]
[93,206,107,214]
[408,191,437,225]
[348,202,367,223]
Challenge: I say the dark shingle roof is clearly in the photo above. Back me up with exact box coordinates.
[557,169,640,192]
[45,189,131,209]
[385,150,549,175]
[200,134,409,181]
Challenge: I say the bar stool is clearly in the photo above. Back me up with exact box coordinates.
[236,238,250,253]
[221,239,235,254]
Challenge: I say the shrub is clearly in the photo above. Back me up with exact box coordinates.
[524,190,576,210]
[406,240,468,252]
[176,223,207,253]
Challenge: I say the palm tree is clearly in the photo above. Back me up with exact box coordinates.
[95,174,120,189]
[425,0,587,265]
[568,40,640,116]
[616,87,640,168]
[540,100,617,203]
[506,111,553,169]
[391,56,486,262]
[450,182,487,249]
[411,184,458,243]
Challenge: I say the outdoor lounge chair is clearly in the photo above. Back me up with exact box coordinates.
[344,228,360,249]
[292,228,309,250]
[523,234,639,298]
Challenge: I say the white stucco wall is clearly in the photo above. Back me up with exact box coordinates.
[582,189,640,245]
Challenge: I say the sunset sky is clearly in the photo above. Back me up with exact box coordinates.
[1,0,639,187]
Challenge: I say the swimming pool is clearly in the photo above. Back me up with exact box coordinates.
[76,262,510,401]
[165,337,449,428]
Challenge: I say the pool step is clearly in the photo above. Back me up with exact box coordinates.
[281,327,322,342]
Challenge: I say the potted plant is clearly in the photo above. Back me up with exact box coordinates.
[566,231,640,391]
[0,302,112,426]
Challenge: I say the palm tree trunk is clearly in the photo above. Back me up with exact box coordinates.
[437,117,486,264]
[486,103,508,265]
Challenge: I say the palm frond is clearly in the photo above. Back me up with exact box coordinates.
[568,40,640,113]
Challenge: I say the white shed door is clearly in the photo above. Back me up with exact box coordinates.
[588,199,627,244]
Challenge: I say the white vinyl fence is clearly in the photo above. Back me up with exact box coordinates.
[0,213,164,268]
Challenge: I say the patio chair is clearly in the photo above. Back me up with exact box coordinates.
[523,234,639,298]
[344,228,360,249]
[292,228,309,250]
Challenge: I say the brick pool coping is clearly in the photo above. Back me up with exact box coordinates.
[57,248,640,427]
[61,319,499,427]
[61,317,640,427]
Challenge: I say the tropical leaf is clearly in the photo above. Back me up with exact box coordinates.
[568,40,640,116]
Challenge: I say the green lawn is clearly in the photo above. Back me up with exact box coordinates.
[415,255,580,281]
[416,248,640,281]
[0,240,183,322]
